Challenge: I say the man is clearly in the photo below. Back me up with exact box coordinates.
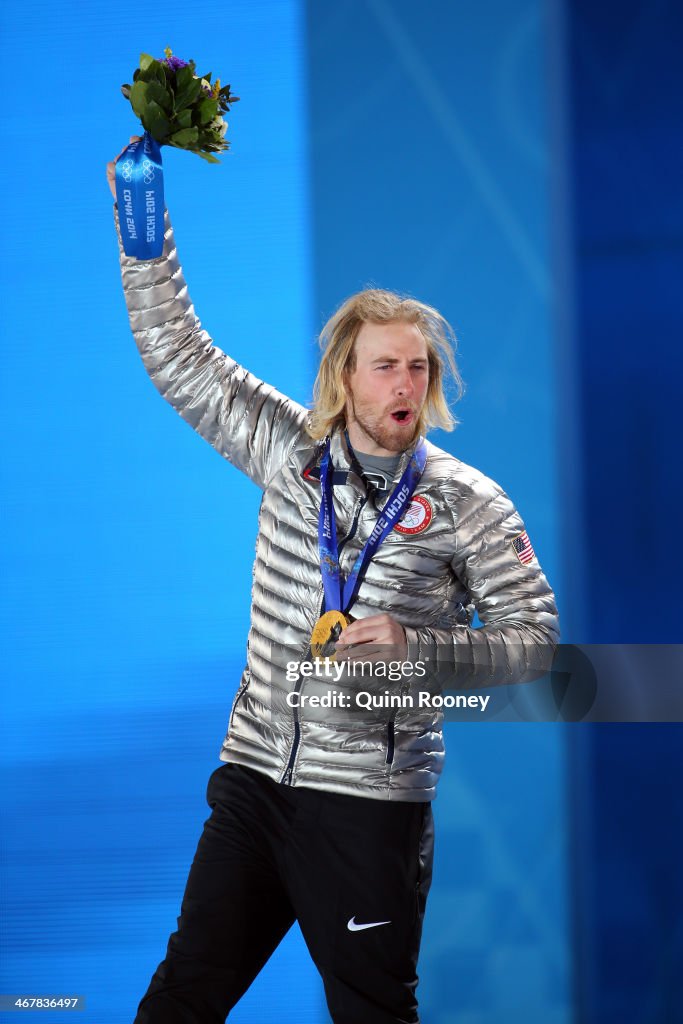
[108,150,559,1024]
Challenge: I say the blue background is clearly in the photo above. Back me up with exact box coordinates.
[1,1,680,1022]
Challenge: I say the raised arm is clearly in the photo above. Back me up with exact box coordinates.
[109,144,309,490]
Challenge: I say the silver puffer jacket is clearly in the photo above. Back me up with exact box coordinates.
[117,211,559,802]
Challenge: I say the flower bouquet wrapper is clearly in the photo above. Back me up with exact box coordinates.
[115,133,165,259]
[115,50,239,260]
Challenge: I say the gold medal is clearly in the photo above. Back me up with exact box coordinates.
[310,610,349,659]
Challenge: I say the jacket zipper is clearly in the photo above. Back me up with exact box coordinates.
[229,679,248,731]
[386,721,395,765]
[280,494,368,786]
[280,691,302,786]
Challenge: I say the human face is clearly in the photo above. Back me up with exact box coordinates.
[344,321,430,456]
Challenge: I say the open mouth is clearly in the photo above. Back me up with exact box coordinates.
[391,409,413,423]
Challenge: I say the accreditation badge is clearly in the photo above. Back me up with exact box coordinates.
[310,610,349,659]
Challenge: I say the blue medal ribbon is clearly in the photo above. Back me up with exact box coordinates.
[318,437,427,615]
[115,133,165,259]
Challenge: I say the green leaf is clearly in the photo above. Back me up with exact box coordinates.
[130,80,172,120]
[198,71,212,83]
[198,98,218,124]
[144,80,172,113]
[137,61,165,86]
[139,53,155,71]
[195,150,220,163]
[174,108,193,129]
[129,80,150,119]
[175,76,203,111]
[142,100,171,142]
[175,64,194,91]
[170,127,199,146]
[148,59,167,85]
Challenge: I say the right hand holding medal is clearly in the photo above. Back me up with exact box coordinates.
[336,613,408,662]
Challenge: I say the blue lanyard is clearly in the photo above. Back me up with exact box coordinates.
[318,438,427,614]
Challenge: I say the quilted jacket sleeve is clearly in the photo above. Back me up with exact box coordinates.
[115,207,309,490]
[404,473,560,686]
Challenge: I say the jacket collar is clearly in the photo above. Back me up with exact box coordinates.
[328,426,424,489]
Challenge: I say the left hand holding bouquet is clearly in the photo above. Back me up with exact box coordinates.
[113,49,239,259]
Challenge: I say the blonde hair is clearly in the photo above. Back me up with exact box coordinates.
[308,288,463,440]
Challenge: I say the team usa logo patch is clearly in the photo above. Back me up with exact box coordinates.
[394,495,433,535]
[511,530,535,564]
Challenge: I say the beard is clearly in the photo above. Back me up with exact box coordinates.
[345,390,421,454]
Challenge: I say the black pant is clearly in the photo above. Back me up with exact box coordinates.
[134,764,434,1024]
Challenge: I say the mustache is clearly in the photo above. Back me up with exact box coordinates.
[387,404,417,415]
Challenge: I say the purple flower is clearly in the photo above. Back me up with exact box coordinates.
[164,55,188,71]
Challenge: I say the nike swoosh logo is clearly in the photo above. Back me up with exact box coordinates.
[347,916,391,932]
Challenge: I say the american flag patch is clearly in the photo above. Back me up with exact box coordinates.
[511,531,535,564]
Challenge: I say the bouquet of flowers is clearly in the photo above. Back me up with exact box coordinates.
[121,48,239,163]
